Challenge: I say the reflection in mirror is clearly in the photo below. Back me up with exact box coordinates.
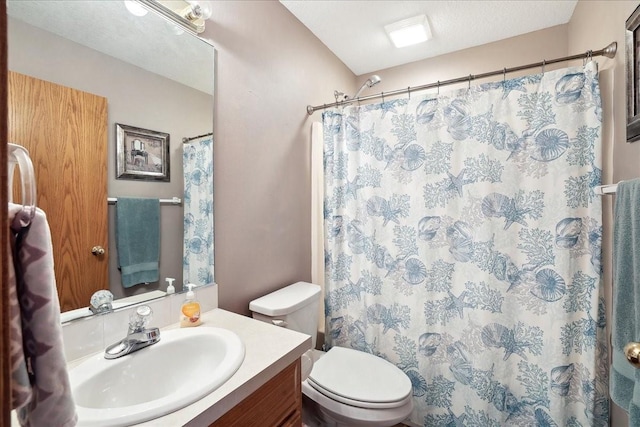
[7,1,215,320]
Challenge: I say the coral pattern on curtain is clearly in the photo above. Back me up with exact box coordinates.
[183,137,214,287]
[322,62,607,426]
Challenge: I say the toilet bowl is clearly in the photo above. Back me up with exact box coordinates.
[302,347,413,427]
[249,282,414,427]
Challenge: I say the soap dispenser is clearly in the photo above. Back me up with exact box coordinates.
[180,284,201,327]
[165,277,175,294]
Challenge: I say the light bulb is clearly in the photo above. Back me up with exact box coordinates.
[124,0,148,17]
[186,1,212,20]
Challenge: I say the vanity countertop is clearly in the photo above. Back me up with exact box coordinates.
[12,308,311,426]
[46,308,309,427]
[131,308,311,426]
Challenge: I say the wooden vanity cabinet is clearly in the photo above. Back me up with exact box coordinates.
[211,359,302,427]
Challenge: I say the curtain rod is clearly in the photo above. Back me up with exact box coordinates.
[182,132,213,143]
[306,42,617,116]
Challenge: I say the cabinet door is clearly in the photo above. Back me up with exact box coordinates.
[8,71,108,311]
[212,359,302,427]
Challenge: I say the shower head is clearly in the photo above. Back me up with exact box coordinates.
[367,75,382,87]
[351,74,382,100]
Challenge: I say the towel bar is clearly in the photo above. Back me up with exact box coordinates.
[624,342,640,368]
[107,197,182,205]
[593,183,617,195]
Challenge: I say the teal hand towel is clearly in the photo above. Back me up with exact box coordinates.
[612,179,640,423]
[115,197,160,288]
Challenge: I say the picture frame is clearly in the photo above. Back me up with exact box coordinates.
[626,4,640,142]
[116,123,170,181]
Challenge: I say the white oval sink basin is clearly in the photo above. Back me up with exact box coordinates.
[69,327,245,426]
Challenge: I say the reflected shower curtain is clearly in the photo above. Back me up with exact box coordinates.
[322,62,608,426]
[183,137,214,287]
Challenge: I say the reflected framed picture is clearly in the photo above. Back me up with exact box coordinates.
[116,123,170,181]
[626,4,640,142]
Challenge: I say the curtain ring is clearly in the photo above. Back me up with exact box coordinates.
[407,86,411,99]
[468,74,472,90]
[542,60,546,75]
[503,67,507,82]
[437,80,440,95]
[588,49,593,62]
[382,92,385,103]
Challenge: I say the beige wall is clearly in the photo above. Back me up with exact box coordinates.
[200,0,355,315]
[568,2,639,426]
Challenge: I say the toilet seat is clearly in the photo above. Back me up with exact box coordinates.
[307,346,412,410]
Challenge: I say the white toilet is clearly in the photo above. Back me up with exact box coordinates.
[249,282,414,427]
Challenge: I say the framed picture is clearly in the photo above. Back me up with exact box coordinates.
[626,4,640,142]
[116,123,170,181]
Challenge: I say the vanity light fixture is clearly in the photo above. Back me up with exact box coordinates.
[180,1,212,22]
[384,15,432,48]
[127,0,211,34]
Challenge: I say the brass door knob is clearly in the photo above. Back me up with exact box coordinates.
[91,246,105,256]
[624,342,640,368]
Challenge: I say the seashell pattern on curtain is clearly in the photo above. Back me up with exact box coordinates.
[322,62,607,426]
[183,137,214,288]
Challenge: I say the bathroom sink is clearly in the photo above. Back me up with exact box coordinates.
[69,327,245,426]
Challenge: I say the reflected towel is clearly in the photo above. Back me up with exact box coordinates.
[115,197,160,287]
[611,179,640,425]
[9,204,77,427]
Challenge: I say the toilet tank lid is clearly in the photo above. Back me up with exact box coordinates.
[249,282,321,316]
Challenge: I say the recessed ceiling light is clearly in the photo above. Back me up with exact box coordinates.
[384,15,432,48]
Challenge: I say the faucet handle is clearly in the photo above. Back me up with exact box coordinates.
[90,290,114,314]
[128,305,153,333]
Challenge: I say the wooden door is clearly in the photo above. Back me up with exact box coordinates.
[8,71,108,312]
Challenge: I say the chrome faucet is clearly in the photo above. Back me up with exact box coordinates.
[104,305,160,359]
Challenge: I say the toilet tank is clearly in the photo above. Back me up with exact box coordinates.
[249,282,321,349]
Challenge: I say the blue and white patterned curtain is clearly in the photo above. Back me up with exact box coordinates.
[183,137,214,288]
[323,62,608,426]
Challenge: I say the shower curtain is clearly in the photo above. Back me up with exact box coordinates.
[183,137,214,288]
[322,62,608,426]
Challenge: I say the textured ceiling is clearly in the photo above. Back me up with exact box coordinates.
[280,0,578,76]
[7,0,214,94]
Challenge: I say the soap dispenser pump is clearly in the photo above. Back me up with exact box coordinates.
[180,284,201,327]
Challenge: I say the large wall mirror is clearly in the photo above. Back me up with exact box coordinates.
[7,1,215,320]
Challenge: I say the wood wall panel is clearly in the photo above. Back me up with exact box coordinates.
[8,72,108,311]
